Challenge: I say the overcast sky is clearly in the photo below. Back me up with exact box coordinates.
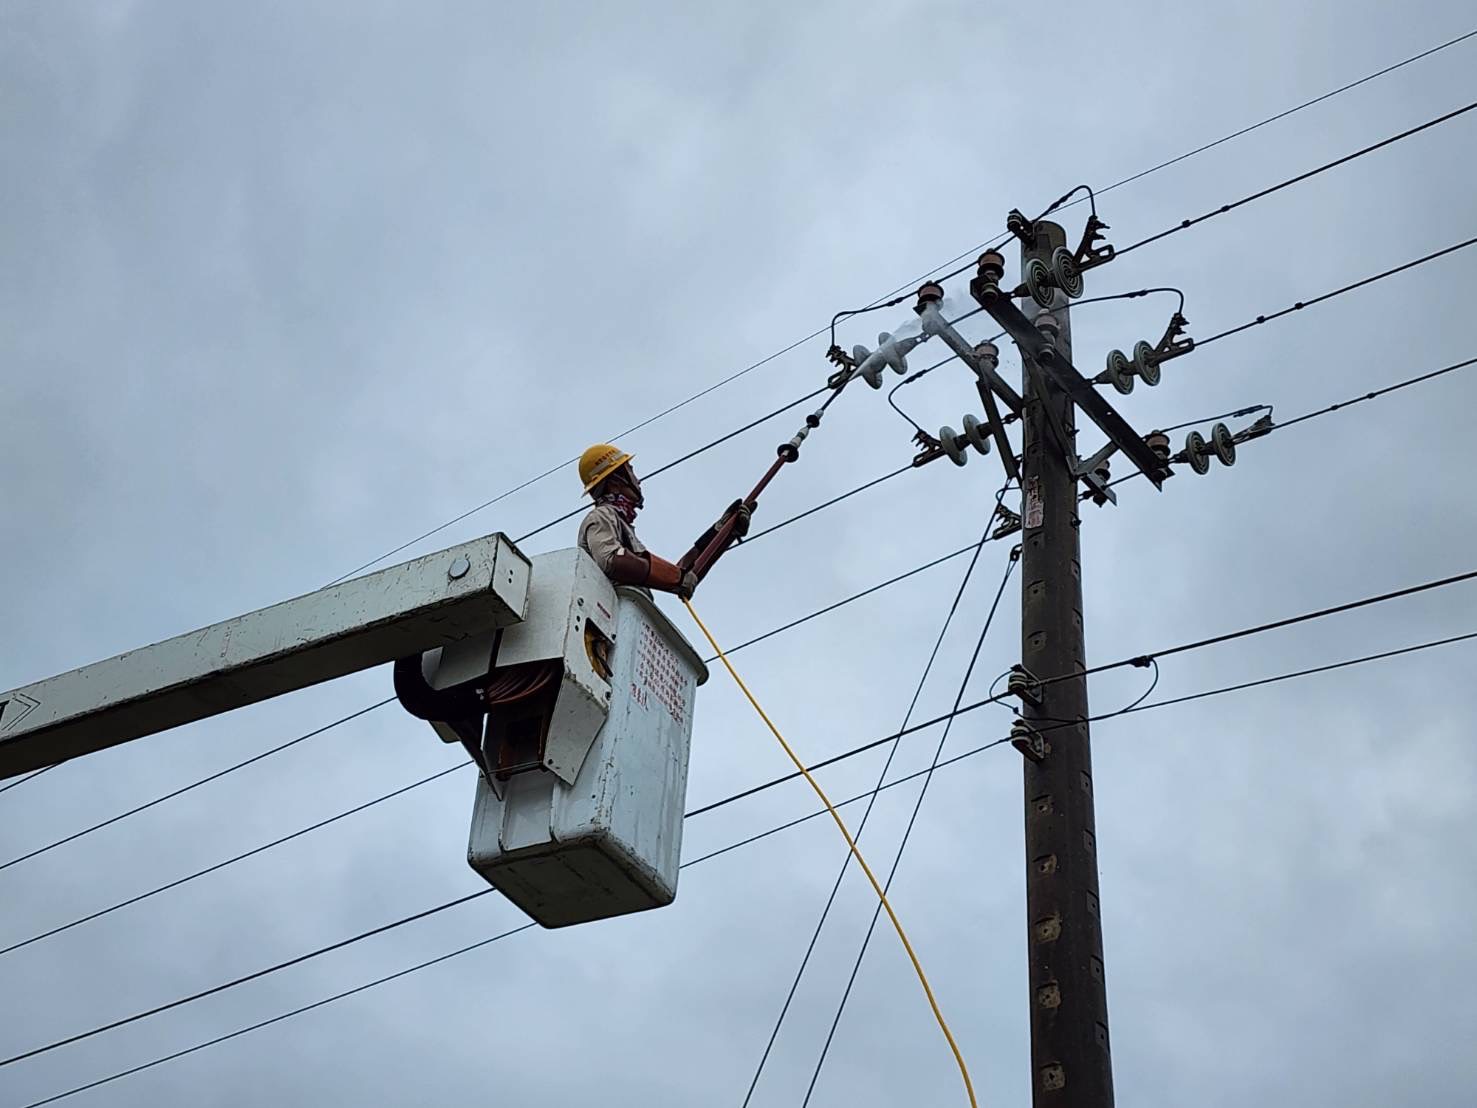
[4,2,1477,1105]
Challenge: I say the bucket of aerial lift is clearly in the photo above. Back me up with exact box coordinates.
[395,547,708,928]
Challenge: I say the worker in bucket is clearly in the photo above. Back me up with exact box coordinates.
[577,443,751,598]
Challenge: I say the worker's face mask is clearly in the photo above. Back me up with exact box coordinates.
[616,466,644,507]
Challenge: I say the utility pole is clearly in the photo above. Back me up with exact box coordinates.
[1016,220,1114,1107]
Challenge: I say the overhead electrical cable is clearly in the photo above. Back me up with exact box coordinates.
[2,533,1001,958]
[1089,353,1477,498]
[10,344,1469,881]
[0,763,472,957]
[1195,237,1477,348]
[1114,100,1477,257]
[760,534,1019,1105]
[20,52,1470,830]
[741,487,1012,1106]
[800,545,1019,1102]
[0,700,393,874]
[688,564,1477,814]
[685,596,980,1108]
[887,99,1477,410]
[16,619,1477,1104]
[0,766,57,795]
[328,32,1477,585]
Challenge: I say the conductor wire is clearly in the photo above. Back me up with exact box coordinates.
[682,599,979,1108]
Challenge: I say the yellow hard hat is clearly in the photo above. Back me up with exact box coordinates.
[579,443,634,494]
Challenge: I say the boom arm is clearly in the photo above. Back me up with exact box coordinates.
[0,534,531,780]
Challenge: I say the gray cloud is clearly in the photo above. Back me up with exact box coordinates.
[4,2,1477,1105]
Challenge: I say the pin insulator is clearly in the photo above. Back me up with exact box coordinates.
[1010,720,1047,763]
[1006,664,1043,706]
[1006,208,1035,246]
[970,252,1007,307]
[1145,430,1171,460]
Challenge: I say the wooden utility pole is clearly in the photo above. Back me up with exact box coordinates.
[1017,220,1114,1107]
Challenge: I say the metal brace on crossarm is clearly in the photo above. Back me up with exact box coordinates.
[913,282,1021,484]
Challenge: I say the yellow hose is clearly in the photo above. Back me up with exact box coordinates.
[682,598,978,1108]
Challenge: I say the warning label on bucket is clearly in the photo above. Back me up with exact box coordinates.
[635,623,690,727]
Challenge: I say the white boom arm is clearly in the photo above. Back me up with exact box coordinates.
[0,534,531,780]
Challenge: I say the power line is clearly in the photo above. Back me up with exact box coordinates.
[741,465,914,544]
[332,273,974,585]
[742,491,1011,1106]
[1082,28,1477,199]
[751,627,1477,1099]
[689,563,1477,816]
[0,888,496,1070]
[679,738,1018,869]
[0,766,57,796]
[16,337,1469,898]
[1086,568,1477,680]
[2,534,992,939]
[3,658,1019,1079]
[1114,630,1477,716]
[0,462,952,872]
[323,29,1477,587]
[1115,100,1477,257]
[1156,404,1270,436]
[0,526,992,955]
[3,728,997,1076]
[708,541,979,662]
[886,290,1184,431]
[19,53,1469,835]
[14,919,541,1108]
[511,387,827,547]
[911,30,1477,292]
[11,34,1477,1105]
[0,463,955,872]
[8,28,1469,869]
[18,618,1477,1102]
[1273,354,1477,432]
[802,535,1019,1105]
[988,629,1477,761]
[1197,236,1477,348]
[889,106,1477,422]
[525,431,909,552]
[20,620,1477,1087]
[917,235,1477,468]
[1092,352,1477,498]
[0,519,987,884]
[0,763,471,958]
[0,700,393,874]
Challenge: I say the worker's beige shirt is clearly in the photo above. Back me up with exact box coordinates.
[578,503,647,576]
